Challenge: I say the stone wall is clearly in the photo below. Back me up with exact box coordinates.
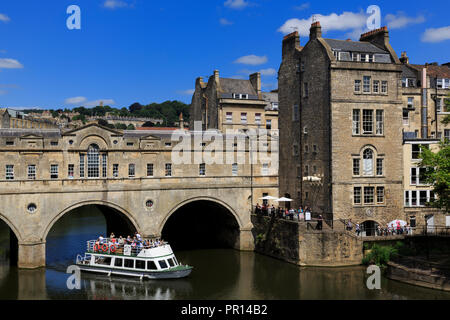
[251,214,363,266]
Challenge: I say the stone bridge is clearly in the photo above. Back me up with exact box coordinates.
[0,124,278,268]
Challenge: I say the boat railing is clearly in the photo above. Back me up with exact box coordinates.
[86,238,168,257]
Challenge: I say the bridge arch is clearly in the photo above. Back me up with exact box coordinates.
[159,196,244,234]
[0,212,22,243]
[160,196,243,250]
[41,200,140,241]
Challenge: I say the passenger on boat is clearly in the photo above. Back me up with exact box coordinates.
[98,235,104,244]
[118,236,124,245]
[126,235,132,244]
[135,232,142,242]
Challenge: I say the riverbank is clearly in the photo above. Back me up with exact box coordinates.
[251,214,363,267]
[386,254,450,292]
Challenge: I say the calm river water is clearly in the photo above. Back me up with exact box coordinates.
[1,208,450,300]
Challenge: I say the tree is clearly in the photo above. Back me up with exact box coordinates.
[97,119,109,127]
[420,141,450,213]
[142,121,155,127]
[115,123,128,130]
[129,102,143,113]
[126,124,136,130]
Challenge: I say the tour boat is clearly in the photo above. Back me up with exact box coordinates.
[75,239,193,279]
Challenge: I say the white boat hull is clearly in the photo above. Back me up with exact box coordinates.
[77,263,193,279]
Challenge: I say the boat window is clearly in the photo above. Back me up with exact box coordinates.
[147,261,157,270]
[124,259,134,268]
[136,260,145,269]
[167,258,175,267]
[158,260,168,269]
[173,257,178,265]
[95,257,112,266]
[114,258,123,267]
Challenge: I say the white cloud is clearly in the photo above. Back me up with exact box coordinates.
[84,99,115,107]
[64,97,115,106]
[219,18,233,26]
[237,68,277,77]
[278,11,367,36]
[234,55,268,66]
[178,89,195,95]
[103,0,129,9]
[294,3,310,11]
[0,58,23,69]
[64,96,87,105]
[385,12,425,29]
[224,0,249,10]
[421,26,450,43]
[0,14,10,23]
[259,68,277,76]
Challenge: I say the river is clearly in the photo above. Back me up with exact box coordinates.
[1,208,450,300]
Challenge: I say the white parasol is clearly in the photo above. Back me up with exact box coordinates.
[388,219,407,228]
[275,197,293,202]
[259,195,278,200]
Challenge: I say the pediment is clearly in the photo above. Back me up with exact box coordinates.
[62,123,123,137]
[140,134,162,141]
[20,134,43,140]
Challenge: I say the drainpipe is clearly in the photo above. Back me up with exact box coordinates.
[421,68,428,139]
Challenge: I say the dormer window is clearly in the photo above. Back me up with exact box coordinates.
[232,93,249,99]
[402,78,416,88]
[437,78,450,89]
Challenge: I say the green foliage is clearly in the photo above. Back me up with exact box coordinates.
[126,124,136,130]
[72,114,86,122]
[41,100,190,128]
[255,233,266,245]
[362,243,399,266]
[114,123,128,130]
[419,141,450,213]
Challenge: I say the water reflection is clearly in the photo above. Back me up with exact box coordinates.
[0,207,450,300]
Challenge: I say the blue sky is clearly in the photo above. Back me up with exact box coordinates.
[0,0,449,109]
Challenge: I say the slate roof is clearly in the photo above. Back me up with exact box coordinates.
[401,64,418,78]
[219,78,257,95]
[324,39,388,54]
[0,129,61,138]
[409,64,450,79]
[262,92,278,103]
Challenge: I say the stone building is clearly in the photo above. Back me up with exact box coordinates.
[0,123,278,267]
[279,24,405,230]
[189,70,278,133]
[399,54,450,228]
[0,108,58,129]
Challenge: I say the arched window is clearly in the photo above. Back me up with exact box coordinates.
[362,148,373,176]
[87,144,100,178]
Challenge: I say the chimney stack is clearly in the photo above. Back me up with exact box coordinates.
[360,26,389,48]
[309,21,322,40]
[282,31,300,59]
[213,70,220,84]
[400,51,409,64]
[179,113,184,129]
[249,72,261,98]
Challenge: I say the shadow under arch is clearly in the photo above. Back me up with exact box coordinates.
[42,200,140,241]
[0,213,20,266]
[160,197,242,250]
